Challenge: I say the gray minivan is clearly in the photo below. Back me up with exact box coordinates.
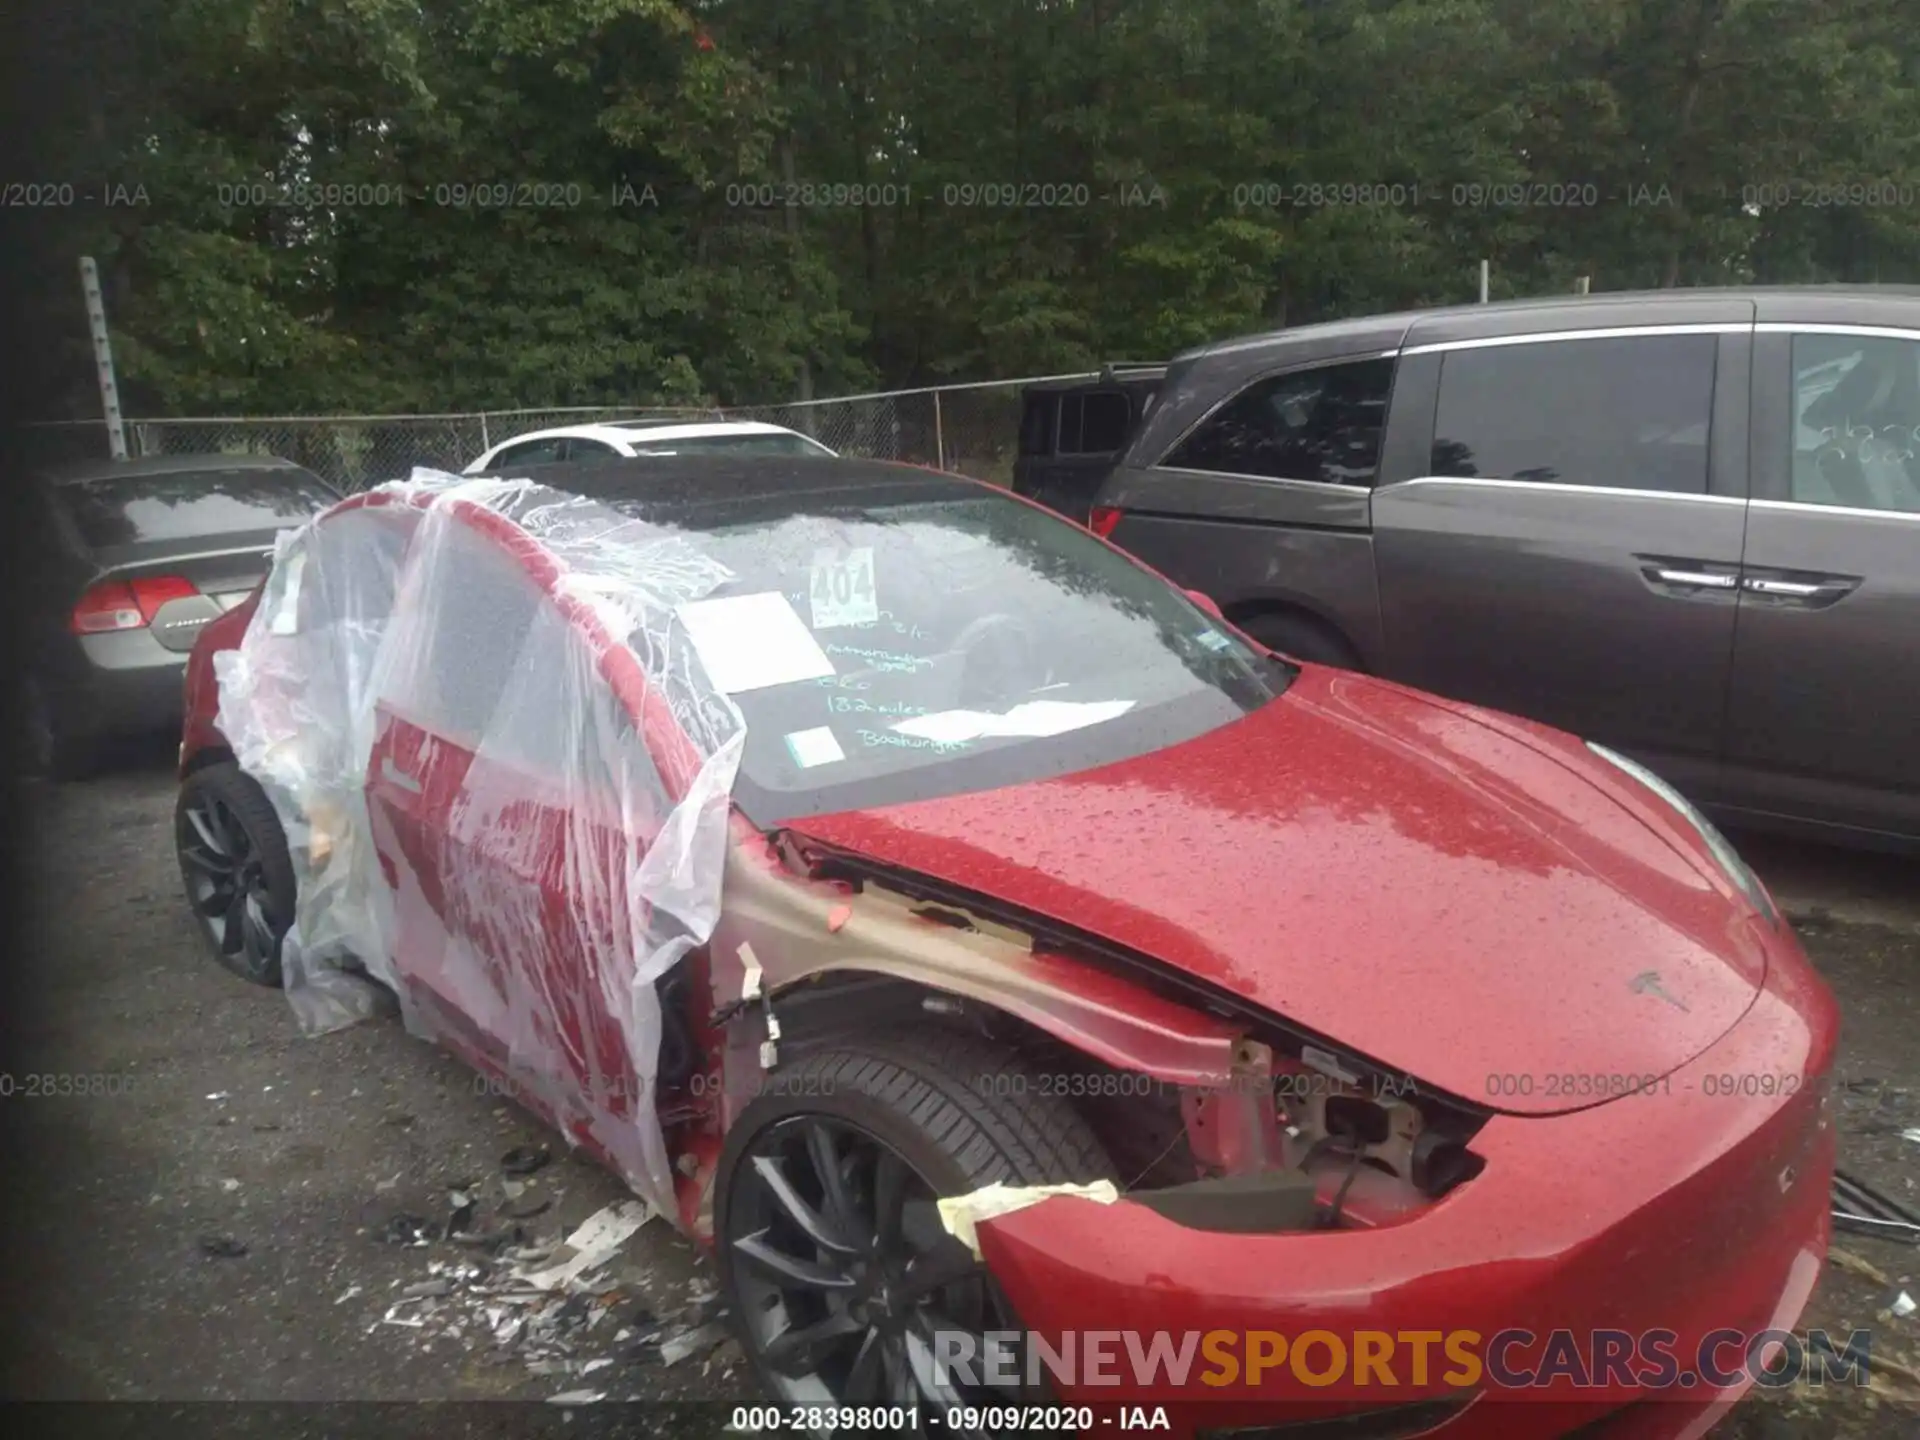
[1090,287,1920,849]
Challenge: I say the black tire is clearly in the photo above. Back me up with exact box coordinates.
[1239,609,1363,670]
[717,1030,1113,1425]
[175,762,298,987]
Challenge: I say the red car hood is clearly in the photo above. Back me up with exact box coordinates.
[785,668,1773,1115]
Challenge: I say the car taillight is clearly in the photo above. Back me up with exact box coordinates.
[1087,505,1124,539]
[70,575,199,634]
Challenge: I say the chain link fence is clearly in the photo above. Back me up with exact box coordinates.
[19,379,1077,492]
[732,380,1035,488]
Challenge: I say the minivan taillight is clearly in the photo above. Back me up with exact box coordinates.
[1087,505,1124,539]
[70,575,200,634]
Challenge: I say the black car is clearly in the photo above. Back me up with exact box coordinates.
[1011,364,1164,523]
[24,453,341,776]
[1089,286,1920,850]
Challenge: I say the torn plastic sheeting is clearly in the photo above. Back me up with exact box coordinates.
[213,468,747,1219]
[937,1180,1121,1260]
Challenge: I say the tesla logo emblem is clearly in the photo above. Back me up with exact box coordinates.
[1629,970,1691,1012]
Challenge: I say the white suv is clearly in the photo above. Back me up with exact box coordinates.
[466,419,834,474]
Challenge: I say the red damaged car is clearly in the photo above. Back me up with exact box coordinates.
[175,457,1837,1439]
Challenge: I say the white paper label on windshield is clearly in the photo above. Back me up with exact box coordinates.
[676,592,835,694]
[809,547,879,629]
[891,699,1135,745]
[784,727,846,769]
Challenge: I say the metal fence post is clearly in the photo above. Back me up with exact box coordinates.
[934,390,945,471]
[79,256,128,460]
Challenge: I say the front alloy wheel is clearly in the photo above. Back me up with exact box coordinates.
[718,1032,1114,1437]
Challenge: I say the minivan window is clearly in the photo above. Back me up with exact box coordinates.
[1019,393,1057,457]
[1790,333,1920,515]
[1060,391,1132,455]
[1161,358,1394,486]
[1431,334,1716,494]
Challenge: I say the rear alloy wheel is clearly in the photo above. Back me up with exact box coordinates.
[717,1031,1113,1437]
[176,762,297,987]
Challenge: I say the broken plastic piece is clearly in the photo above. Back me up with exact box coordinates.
[827,904,852,933]
[514,1199,651,1291]
[658,1320,731,1366]
[1894,1291,1918,1319]
[936,1179,1120,1259]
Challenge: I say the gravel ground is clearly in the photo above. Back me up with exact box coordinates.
[5,749,1919,1436]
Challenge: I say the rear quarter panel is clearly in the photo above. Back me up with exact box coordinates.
[180,591,259,771]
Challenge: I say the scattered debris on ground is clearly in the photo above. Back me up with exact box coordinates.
[353,1163,735,1397]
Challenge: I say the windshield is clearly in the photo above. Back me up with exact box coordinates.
[644,489,1290,822]
[629,432,832,459]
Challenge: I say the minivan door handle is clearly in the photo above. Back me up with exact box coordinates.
[1740,569,1861,609]
[1652,567,1739,589]
[1635,556,1742,597]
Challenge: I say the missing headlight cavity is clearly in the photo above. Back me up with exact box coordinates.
[1324,1094,1391,1147]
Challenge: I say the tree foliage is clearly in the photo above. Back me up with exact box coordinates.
[24,0,1920,415]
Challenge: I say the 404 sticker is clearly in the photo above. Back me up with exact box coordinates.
[809,546,878,628]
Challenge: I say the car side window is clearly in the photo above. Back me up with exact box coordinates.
[490,437,568,469]
[481,601,670,821]
[1161,358,1394,485]
[1431,335,1717,494]
[1790,333,1920,514]
[566,438,622,461]
[388,522,544,745]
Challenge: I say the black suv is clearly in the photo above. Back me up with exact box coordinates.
[1012,364,1164,523]
[1090,287,1920,850]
